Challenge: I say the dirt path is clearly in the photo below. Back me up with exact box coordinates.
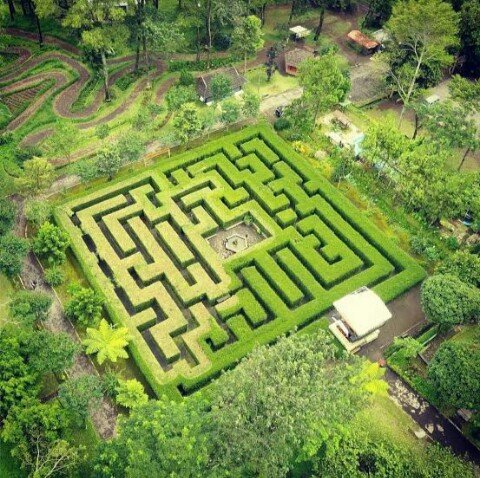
[12,196,118,439]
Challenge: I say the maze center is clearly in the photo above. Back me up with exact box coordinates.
[56,126,424,397]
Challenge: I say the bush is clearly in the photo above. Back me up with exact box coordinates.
[179,69,195,86]
[0,198,16,236]
[0,131,14,145]
[421,274,480,331]
[44,267,65,287]
[273,117,291,131]
[95,124,110,139]
[14,146,42,164]
[24,200,52,229]
[436,250,480,287]
[410,235,443,261]
[33,222,70,265]
[65,284,104,328]
[168,57,235,72]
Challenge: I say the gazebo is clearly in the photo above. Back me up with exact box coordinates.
[289,25,311,40]
[329,287,392,352]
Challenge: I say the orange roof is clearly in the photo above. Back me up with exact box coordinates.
[347,30,379,50]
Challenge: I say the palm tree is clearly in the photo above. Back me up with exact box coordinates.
[82,319,132,365]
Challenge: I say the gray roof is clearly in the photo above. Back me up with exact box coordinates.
[284,48,314,68]
[196,67,246,100]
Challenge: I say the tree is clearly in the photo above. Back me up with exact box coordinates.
[165,85,198,112]
[65,285,104,328]
[1,398,73,474]
[361,115,407,176]
[428,340,480,409]
[58,375,103,426]
[15,157,55,195]
[210,74,232,102]
[172,103,203,143]
[231,15,264,74]
[383,0,459,120]
[283,98,315,136]
[0,198,16,236]
[436,251,480,287]
[363,0,395,28]
[0,332,38,420]
[63,0,131,101]
[9,290,52,328]
[449,75,480,113]
[28,0,58,47]
[115,379,148,409]
[44,266,65,287]
[82,319,132,365]
[115,133,146,165]
[96,145,123,181]
[417,100,479,170]
[421,274,480,331]
[207,331,372,477]
[42,121,80,160]
[220,99,241,126]
[459,0,480,75]
[242,90,261,119]
[93,397,209,477]
[32,221,70,265]
[24,200,52,228]
[0,233,29,278]
[298,53,350,121]
[24,330,79,375]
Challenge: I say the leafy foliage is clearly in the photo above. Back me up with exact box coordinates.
[0,233,29,278]
[82,319,132,365]
[9,290,52,328]
[421,274,480,330]
[65,284,104,328]
[428,339,480,409]
[0,198,16,236]
[33,222,70,265]
[115,379,148,409]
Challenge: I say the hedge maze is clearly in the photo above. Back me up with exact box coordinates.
[56,126,425,398]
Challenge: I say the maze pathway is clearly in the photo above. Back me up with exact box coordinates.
[56,126,424,398]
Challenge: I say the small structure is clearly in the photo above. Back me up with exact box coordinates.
[323,110,364,156]
[284,47,314,76]
[196,67,246,104]
[347,30,380,55]
[289,25,311,41]
[329,287,392,353]
[225,234,248,254]
[425,94,440,105]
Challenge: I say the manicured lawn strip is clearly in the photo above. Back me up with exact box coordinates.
[55,125,425,399]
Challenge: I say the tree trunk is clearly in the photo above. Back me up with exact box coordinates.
[135,39,141,72]
[20,0,28,15]
[458,147,471,171]
[261,3,266,26]
[34,14,43,47]
[153,0,158,9]
[206,0,212,69]
[399,52,424,126]
[7,0,15,20]
[314,7,325,41]
[412,111,419,139]
[288,0,296,26]
[244,53,247,75]
[196,25,201,62]
[101,51,111,102]
[142,34,148,68]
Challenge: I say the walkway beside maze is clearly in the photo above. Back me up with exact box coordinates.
[360,287,480,464]
[13,197,118,439]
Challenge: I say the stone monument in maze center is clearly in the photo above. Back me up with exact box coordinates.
[55,125,425,399]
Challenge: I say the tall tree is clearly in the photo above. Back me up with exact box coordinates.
[231,15,264,74]
[363,0,395,28]
[15,157,55,196]
[459,0,480,75]
[172,103,203,143]
[0,234,29,278]
[384,0,459,121]
[428,340,480,409]
[298,53,350,121]
[63,0,131,101]
[206,332,373,477]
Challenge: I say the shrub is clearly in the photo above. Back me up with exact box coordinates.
[65,284,104,328]
[0,198,16,236]
[24,200,52,229]
[436,250,480,287]
[273,117,291,131]
[95,124,110,139]
[33,222,70,265]
[179,69,195,86]
[115,379,148,409]
[44,267,65,287]
[410,235,443,261]
[421,274,480,331]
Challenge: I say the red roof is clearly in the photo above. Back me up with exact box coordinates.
[347,30,379,50]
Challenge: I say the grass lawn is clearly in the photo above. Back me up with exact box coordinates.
[0,274,15,327]
[245,68,299,97]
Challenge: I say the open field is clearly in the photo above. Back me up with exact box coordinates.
[55,125,425,399]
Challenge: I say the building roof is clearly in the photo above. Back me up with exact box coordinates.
[289,25,311,38]
[347,30,379,50]
[333,287,392,338]
[196,67,246,100]
[284,48,314,67]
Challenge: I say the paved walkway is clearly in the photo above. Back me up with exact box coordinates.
[385,368,480,464]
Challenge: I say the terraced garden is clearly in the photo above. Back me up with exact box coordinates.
[55,125,425,399]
